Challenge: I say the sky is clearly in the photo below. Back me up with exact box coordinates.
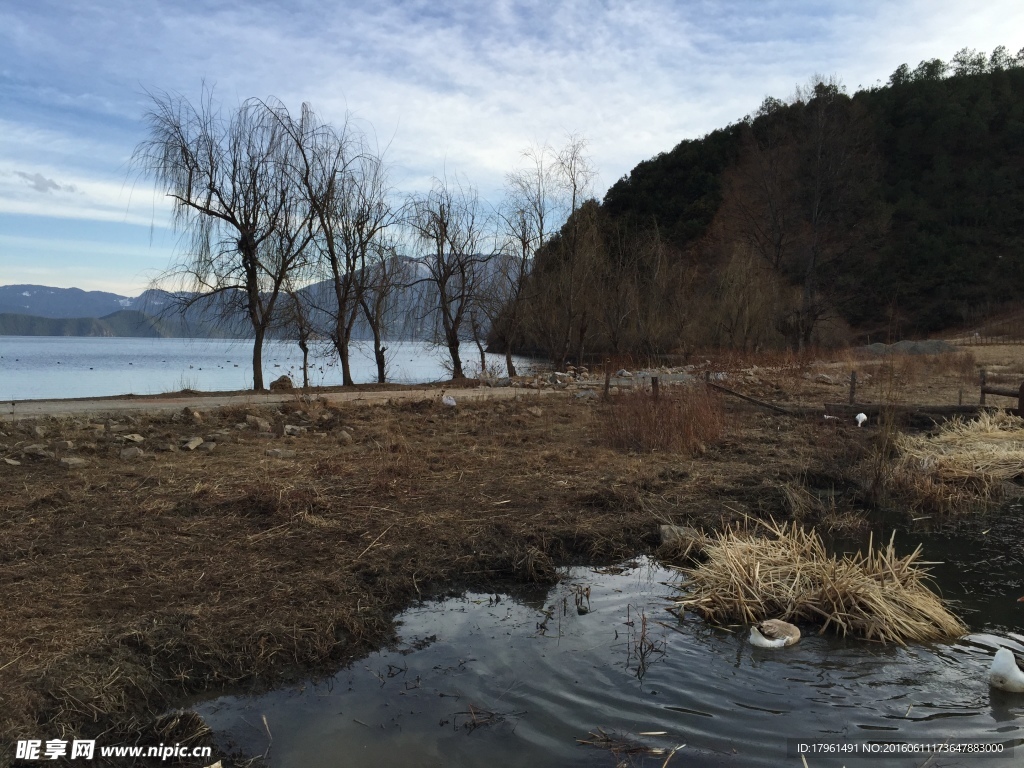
[1,0,1022,296]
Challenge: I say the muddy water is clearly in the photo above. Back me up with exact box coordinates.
[197,533,1024,767]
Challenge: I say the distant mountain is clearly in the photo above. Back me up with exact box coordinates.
[0,285,133,318]
[0,278,441,341]
[0,310,180,337]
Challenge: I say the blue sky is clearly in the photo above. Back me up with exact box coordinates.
[1,0,1021,295]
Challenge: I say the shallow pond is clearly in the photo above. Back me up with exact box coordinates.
[197,524,1024,767]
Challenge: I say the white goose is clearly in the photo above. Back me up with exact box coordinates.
[989,648,1024,693]
[749,619,801,648]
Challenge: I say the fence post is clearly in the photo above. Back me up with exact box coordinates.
[1019,381,1024,416]
[849,370,857,405]
[980,369,986,405]
[652,376,660,400]
[603,361,611,400]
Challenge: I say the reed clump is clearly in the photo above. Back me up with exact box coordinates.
[672,520,966,644]
[888,410,1024,513]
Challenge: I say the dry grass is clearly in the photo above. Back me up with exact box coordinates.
[671,519,966,644]
[885,410,1024,514]
[601,386,724,454]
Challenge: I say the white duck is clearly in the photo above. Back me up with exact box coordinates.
[989,648,1024,693]
[749,619,801,648]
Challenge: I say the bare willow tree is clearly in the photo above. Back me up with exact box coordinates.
[133,90,311,390]
[358,237,409,383]
[409,175,493,380]
[272,104,397,386]
[487,143,557,376]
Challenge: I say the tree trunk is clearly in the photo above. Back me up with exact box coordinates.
[299,339,310,389]
[374,342,387,383]
[252,327,266,391]
[504,349,517,378]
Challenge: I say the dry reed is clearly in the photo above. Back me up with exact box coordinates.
[672,519,966,644]
[888,410,1024,512]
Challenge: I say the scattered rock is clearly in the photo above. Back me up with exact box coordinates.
[814,373,836,385]
[338,430,354,445]
[4,457,21,466]
[575,389,598,400]
[122,433,146,443]
[616,369,633,378]
[269,375,294,392]
[60,457,88,469]
[197,442,216,453]
[283,424,306,436]
[182,407,203,424]
[52,440,75,451]
[33,425,47,439]
[107,424,130,433]
[441,395,457,407]
[22,444,52,458]
[155,443,179,452]
[527,406,544,417]
[246,414,272,433]
[182,437,204,451]
[265,448,296,459]
[120,446,144,460]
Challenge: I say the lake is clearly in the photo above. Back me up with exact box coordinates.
[0,337,531,401]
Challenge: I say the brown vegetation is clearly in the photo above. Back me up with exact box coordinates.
[601,387,724,454]
[671,520,967,644]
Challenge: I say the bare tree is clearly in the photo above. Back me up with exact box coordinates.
[358,240,409,383]
[133,89,312,390]
[409,175,493,380]
[489,143,557,376]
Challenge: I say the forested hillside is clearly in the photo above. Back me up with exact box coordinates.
[505,46,1024,358]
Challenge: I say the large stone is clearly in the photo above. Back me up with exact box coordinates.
[527,406,544,418]
[269,375,294,392]
[182,407,203,424]
[246,414,272,433]
[60,457,88,469]
[32,425,47,438]
[283,424,307,436]
[22,444,51,458]
[52,440,75,451]
[120,446,144,460]
[182,437,204,451]
[265,448,296,459]
[338,429,354,446]
[121,433,146,443]
[196,442,217,452]
[4,457,21,466]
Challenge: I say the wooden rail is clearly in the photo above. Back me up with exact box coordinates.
[979,370,1024,413]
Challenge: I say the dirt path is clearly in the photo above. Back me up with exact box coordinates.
[1,384,552,421]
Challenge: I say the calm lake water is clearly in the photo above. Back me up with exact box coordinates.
[0,337,530,401]
[197,526,1024,767]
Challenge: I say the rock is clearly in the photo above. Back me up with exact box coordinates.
[338,430,354,445]
[527,406,544,417]
[265,448,296,459]
[52,440,75,451]
[814,373,836,385]
[4,457,21,466]
[246,414,272,433]
[204,434,220,443]
[122,433,146,443]
[60,457,88,469]
[441,395,457,407]
[108,424,131,433]
[269,375,294,392]
[182,407,203,424]
[32,425,47,438]
[155,443,179,452]
[120,446,144,460]
[283,424,306,436]
[575,389,598,400]
[495,377,512,387]
[22,444,51,458]
[197,442,216,452]
[616,369,633,378]
[182,437,204,451]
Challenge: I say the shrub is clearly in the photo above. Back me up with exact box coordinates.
[602,386,723,454]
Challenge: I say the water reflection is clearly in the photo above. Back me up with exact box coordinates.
[196,557,1022,767]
